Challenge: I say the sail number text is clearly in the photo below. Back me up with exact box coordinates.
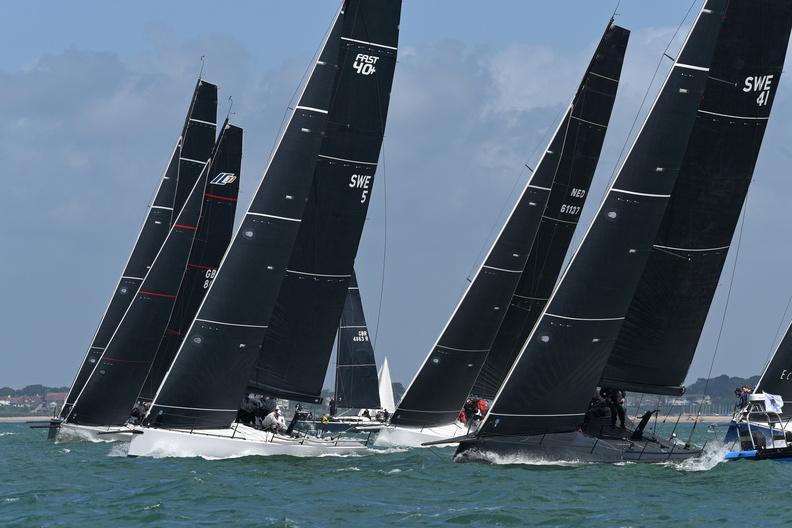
[353,330,370,342]
[744,75,774,107]
[349,174,372,203]
[203,269,218,289]
[559,188,586,216]
[353,54,379,76]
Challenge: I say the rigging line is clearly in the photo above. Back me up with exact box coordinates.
[198,55,205,80]
[687,201,750,443]
[599,0,699,204]
[372,129,388,350]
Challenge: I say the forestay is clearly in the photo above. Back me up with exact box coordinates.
[247,0,401,403]
[600,0,792,396]
[391,22,628,427]
[477,0,727,438]
[61,80,217,418]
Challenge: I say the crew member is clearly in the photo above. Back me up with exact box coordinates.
[262,406,287,433]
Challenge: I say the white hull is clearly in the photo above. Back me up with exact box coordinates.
[127,424,369,459]
[374,422,467,448]
[56,423,136,443]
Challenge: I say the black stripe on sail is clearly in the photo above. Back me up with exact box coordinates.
[247,0,401,404]
[391,21,629,428]
[601,0,792,395]
[477,1,727,438]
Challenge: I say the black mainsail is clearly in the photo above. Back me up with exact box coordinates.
[473,24,630,401]
[138,121,242,402]
[471,0,726,439]
[145,2,396,430]
[247,0,401,403]
[335,271,380,409]
[61,80,217,418]
[67,161,210,426]
[600,0,792,396]
[391,22,628,428]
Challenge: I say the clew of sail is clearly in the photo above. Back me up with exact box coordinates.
[476,0,727,438]
[61,80,217,419]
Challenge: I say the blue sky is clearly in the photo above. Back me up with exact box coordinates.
[2,0,791,389]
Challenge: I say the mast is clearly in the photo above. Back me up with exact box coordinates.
[139,121,242,402]
[600,0,792,396]
[67,159,211,426]
[144,2,355,430]
[391,21,629,428]
[335,271,380,409]
[476,0,727,438]
[246,0,402,403]
[61,81,217,418]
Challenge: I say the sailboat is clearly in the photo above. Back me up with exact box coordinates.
[57,121,242,442]
[451,0,791,464]
[127,0,401,459]
[375,19,629,448]
[51,80,218,441]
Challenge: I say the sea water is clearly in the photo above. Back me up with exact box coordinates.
[0,422,783,527]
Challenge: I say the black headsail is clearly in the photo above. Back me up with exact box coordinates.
[600,0,792,396]
[138,121,242,402]
[67,161,210,426]
[61,80,217,418]
[391,22,628,428]
[757,322,792,405]
[145,3,360,429]
[247,0,401,403]
[335,271,380,409]
[474,1,726,438]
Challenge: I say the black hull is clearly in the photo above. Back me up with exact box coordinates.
[454,430,701,464]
